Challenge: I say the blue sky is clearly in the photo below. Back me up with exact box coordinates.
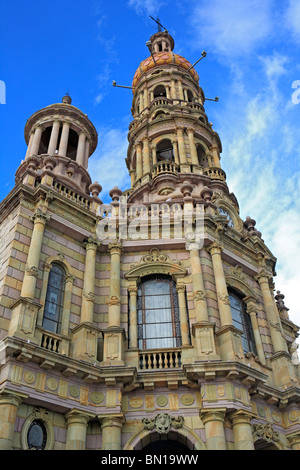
[1,0,300,334]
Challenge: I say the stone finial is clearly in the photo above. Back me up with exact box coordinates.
[275,291,289,311]
[244,216,262,238]
[62,94,72,105]
[109,186,123,202]
[201,186,213,202]
[180,181,193,198]
[89,182,102,197]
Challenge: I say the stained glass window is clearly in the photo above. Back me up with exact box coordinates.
[229,290,257,354]
[42,263,66,334]
[137,275,182,349]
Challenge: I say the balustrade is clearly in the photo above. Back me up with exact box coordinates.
[139,349,181,370]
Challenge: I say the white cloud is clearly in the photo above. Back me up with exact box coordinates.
[88,127,130,201]
[127,0,165,16]
[285,0,300,41]
[187,0,275,57]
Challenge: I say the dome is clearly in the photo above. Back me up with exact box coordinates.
[132,52,199,91]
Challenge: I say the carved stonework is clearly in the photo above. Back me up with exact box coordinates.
[83,290,95,302]
[126,248,186,280]
[253,423,280,444]
[25,264,39,278]
[218,293,230,305]
[194,290,207,301]
[142,413,184,434]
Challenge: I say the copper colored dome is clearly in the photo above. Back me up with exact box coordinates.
[132,52,199,91]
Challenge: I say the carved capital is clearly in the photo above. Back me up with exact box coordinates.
[31,208,50,225]
[253,423,280,444]
[84,236,100,251]
[108,241,122,256]
[208,241,223,256]
[218,293,230,305]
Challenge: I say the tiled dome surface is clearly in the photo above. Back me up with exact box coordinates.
[132,52,199,91]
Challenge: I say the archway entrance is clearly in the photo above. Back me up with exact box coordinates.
[143,439,189,452]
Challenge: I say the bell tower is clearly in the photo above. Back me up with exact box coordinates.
[126,29,223,205]
[16,94,98,195]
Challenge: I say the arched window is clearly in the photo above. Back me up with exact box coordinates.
[137,275,181,349]
[187,90,194,102]
[156,139,174,162]
[196,144,208,167]
[27,419,47,450]
[154,85,167,99]
[42,263,66,334]
[228,290,257,354]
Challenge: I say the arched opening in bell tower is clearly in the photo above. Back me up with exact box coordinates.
[156,139,174,162]
[154,85,167,99]
[196,144,208,167]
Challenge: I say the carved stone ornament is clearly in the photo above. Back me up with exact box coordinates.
[126,248,186,280]
[83,290,95,302]
[194,290,207,301]
[253,423,280,444]
[218,293,230,305]
[25,264,39,278]
[142,413,184,434]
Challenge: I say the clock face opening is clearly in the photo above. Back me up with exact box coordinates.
[218,208,234,228]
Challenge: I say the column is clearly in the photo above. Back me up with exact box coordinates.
[188,243,208,323]
[0,393,24,450]
[135,143,143,181]
[187,242,219,359]
[128,286,138,349]
[170,79,177,100]
[139,92,144,112]
[21,209,49,299]
[108,242,122,327]
[58,122,70,157]
[129,169,136,188]
[25,132,34,159]
[229,411,255,450]
[172,139,179,165]
[255,270,287,354]
[177,79,184,100]
[84,139,90,169]
[176,127,187,164]
[76,131,86,166]
[187,128,199,166]
[30,125,43,156]
[65,410,91,450]
[208,242,232,327]
[208,242,243,360]
[142,137,151,176]
[176,283,190,347]
[144,88,149,108]
[81,237,99,324]
[47,120,60,155]
[244,297,266,365]
[151,144,157,166]
[211,145,221,168]
[201,409,227,450]
[100,416,123,450]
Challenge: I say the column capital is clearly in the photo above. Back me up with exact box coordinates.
[227,409,253,426]
[176,126,185,132]
[255,268,272,284]
[200,408,226,425]
[207,241,223,256]
[0,390,27,407]
[134,142,143,150]
[128,286,138,295]
[108,241,122,255]
[99,414,125,428]
[83,236,100,251]
[176,283,186,293]
[31,208,51,225]
[65,409,94,427]
[187,127,195,134]
[186,240,202,251]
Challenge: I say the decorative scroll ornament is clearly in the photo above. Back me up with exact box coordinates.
[138,248,181,266]
[194,290,207,301]
[83,290,95,301]
[253,423,280,444]
[126,248,186,280]
[142,413,184,434]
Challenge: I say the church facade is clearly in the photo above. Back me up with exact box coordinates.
[0,30,299,451]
